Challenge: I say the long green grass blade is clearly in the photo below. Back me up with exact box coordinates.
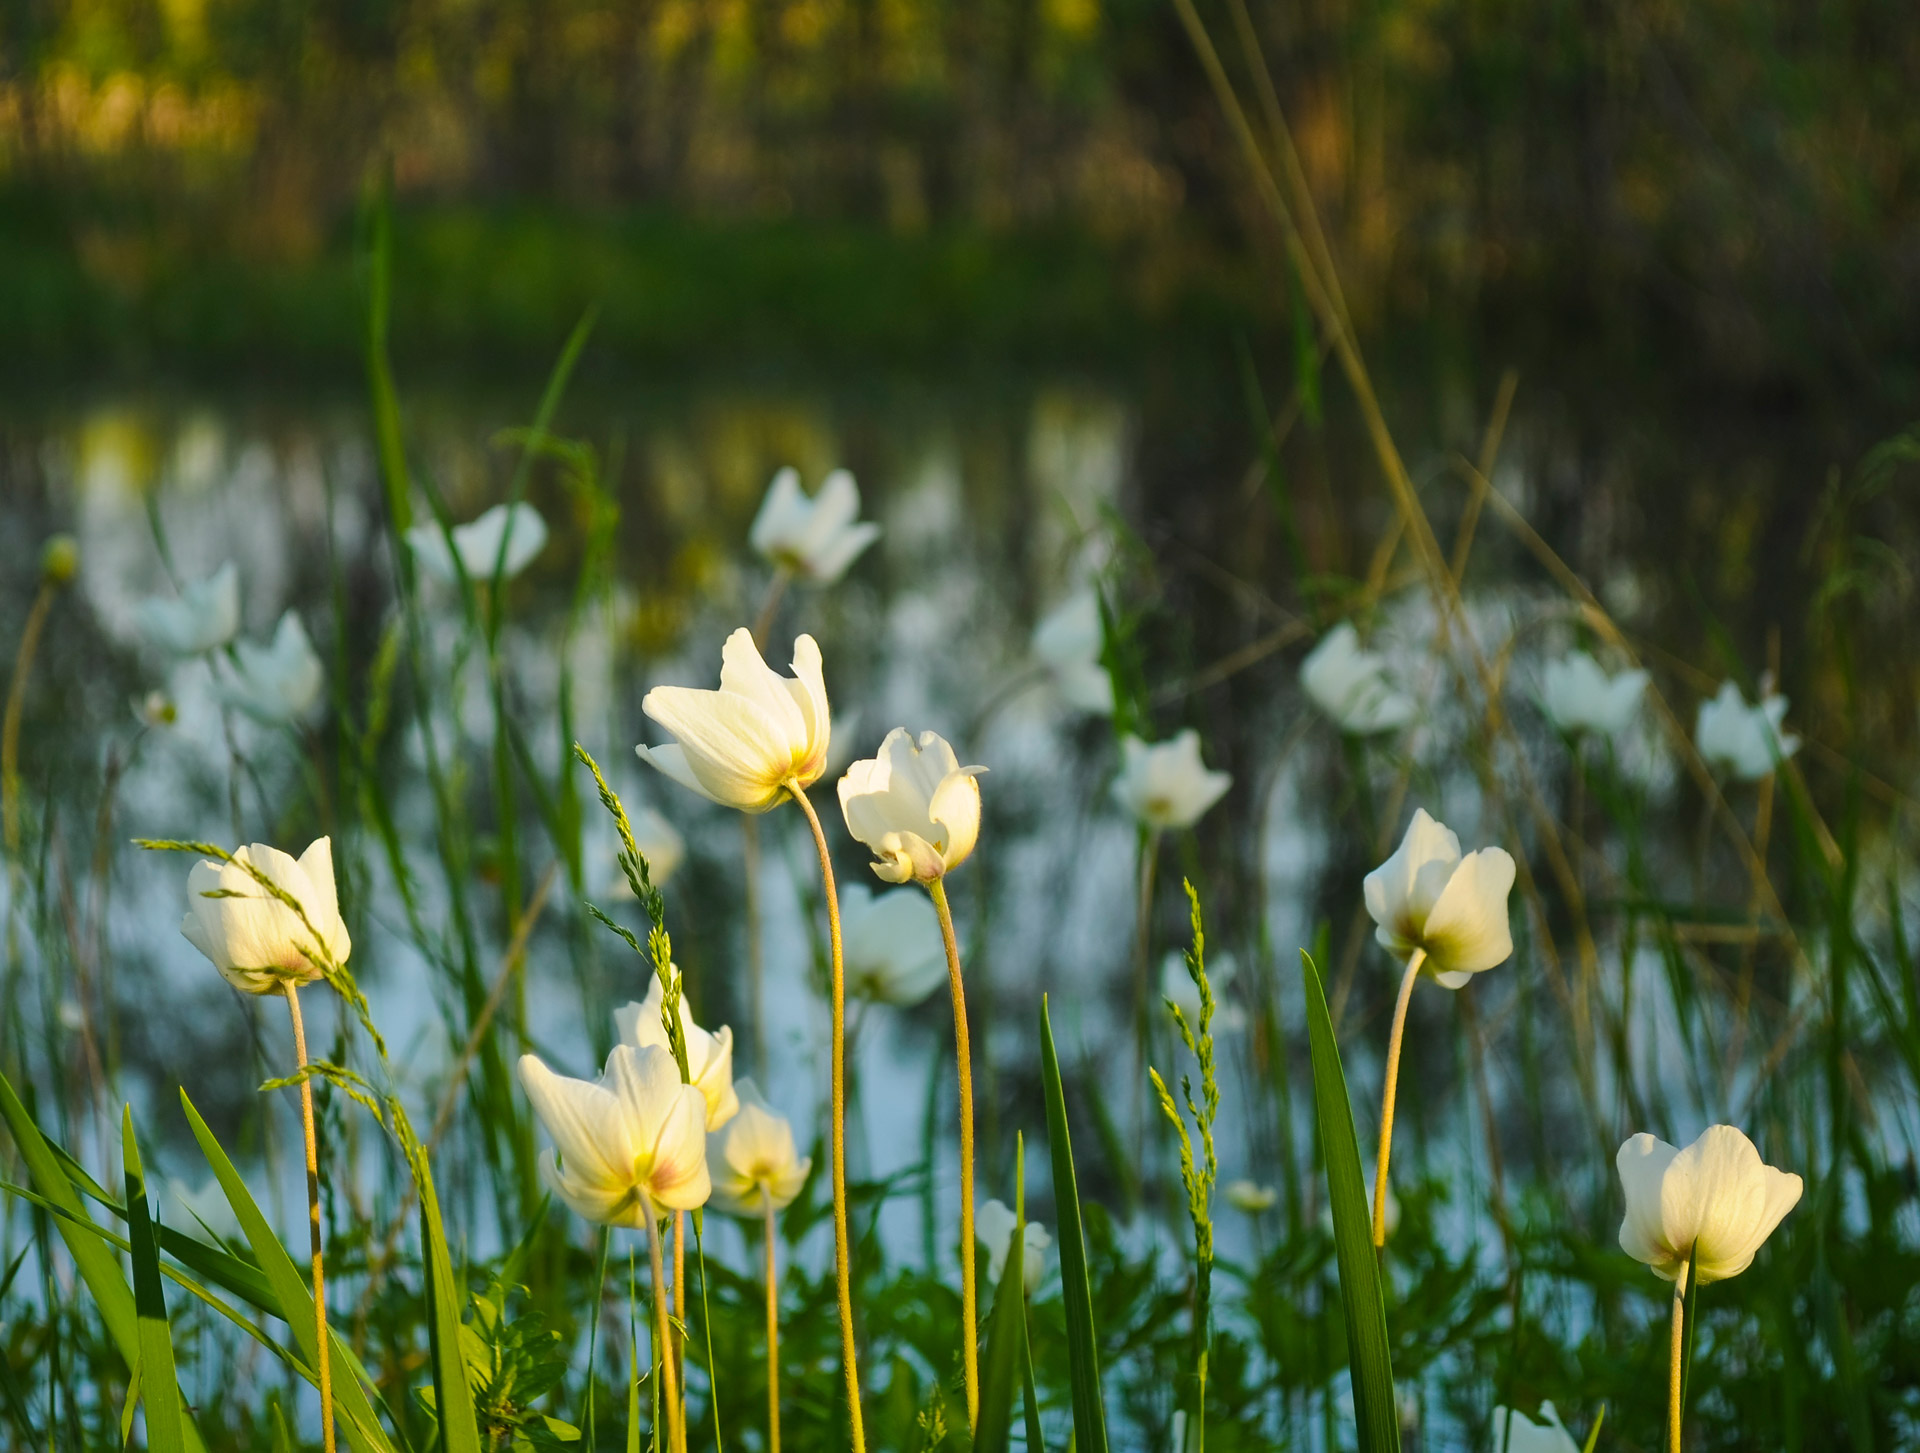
[1299,951,1400,1453]
[123,1107,187,1453]
[180,1090,396,1453]
[1038,995,1108,1453]
[415,1145,486,1453]
[974,1140,1028,1453]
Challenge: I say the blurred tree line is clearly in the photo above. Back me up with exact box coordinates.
[0,0,1915,395]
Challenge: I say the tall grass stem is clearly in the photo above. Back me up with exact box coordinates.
[928,876,979,1428]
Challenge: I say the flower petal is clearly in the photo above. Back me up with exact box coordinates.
[1420,846,1515,977]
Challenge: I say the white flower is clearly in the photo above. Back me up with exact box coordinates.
[1616,1125,1802,1286]
[519,1044,710,1225]
[840,884,947,1006]
[179,838,351,995]
[406,502,548,585]
[1112,731,1230,831]
[608,806,686,895]
[749,467,880,584]
[1031,590,1114,715]
[1224,1180,1276,1214]
[614,969,739,1130]
[706,1079,812,1216]
[1541,651,1648,739]
[838,728,984,884]
[1491,1402,1580,1453]
[637,629,831,812]
[218,612,324,723]
[1695,681,1799,781]
[1363,809,1515,987]
[976,1199,1051,1293]
[1159,950,1245,1032]
[1301,623,1416,734]
[134,562,239,655]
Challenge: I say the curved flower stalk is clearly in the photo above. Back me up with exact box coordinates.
[405,501,548,586]
[177,836,351,1453]
[708,1080,811,1453]
[750,467,881,588]
[976,1198,1051,1294]
[840,885,947,1007]
[1362,809,1515,1248]
[1541,650,1647,739]
[838,726,987,1427]
[218,611,324,723]
[135,561,240,656]
[1300,622,1416,734]
[634,626,864,1453]
[519,1043,710,1453]
[1617,1126,1801,1453]
[1031,588,1115,715]
[1694,680,1799,781]
[1492,1402,1583,1453]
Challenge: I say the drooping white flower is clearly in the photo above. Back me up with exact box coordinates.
[179,838,351,995]
[134,562,240,656]
[1159,949,1245,1032]
[1694,680,1799,781]
[1031,589,1114,715]
[1300,623,1416,735]
[705,1079,812,1217]
[218,612,324,723]
[1616,1125,1802,1285]
[637,629,831,812]
[838,728,984,884]
[1540,651,1648,739]
[519,1044,711,1226]
[615,969,739,1130]
[976,1199,1051,1293]
[840,884,947,1006]
[1490,1402,1581,1453]
[1363,809,1515,988]
[1112,731,1230,831]
[406,502,548,585]
[1224,1180,1276,1214]
[749,467,881,585]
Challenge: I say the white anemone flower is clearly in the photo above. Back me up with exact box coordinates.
[179,837,351,995]
[706,1079,812,1216]
[838,728,984,884]
[1112,730,1230,831]
[637,629,831,812]
[1159,949,1245,1032]
[614,969,739,1130]
[1031,589,1114,715]
[1300,623,1417,734]
[1223,1180,1277,1214]
[1491,1402,1581,1453]
[135,562,240,656]
[1616,1125,1802,1285]
[976,1199,1051,1293]
[749,467,881,585]
[218,611,324,722]
[518,1044,711,1226]
[1540,651,1648,739]
[1363,809,1515,987]
[840,884,947,1006]
[406,502,548,585]
[1694,680,1799,781]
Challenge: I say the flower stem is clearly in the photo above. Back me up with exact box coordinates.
[763,1188,782,1453]
[927,877,978,1430]
[284,982,337,1453]
[1668,1262,1688,1453]
[787,782,866,1453]
[646,1206,686,1453]
[674,1209,688,1397]
[1372,947,1425,1250]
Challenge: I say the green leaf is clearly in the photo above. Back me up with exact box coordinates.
[1038,995,1109,1453]
[179,1090,396,1453]
[974,1138,1028,1453]
[123,1108,188,1453]
[416,1149,486,1453]
[1678,1264,1702,1433]
[0,1068,208,1453]
[1299,952,1401,1453]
